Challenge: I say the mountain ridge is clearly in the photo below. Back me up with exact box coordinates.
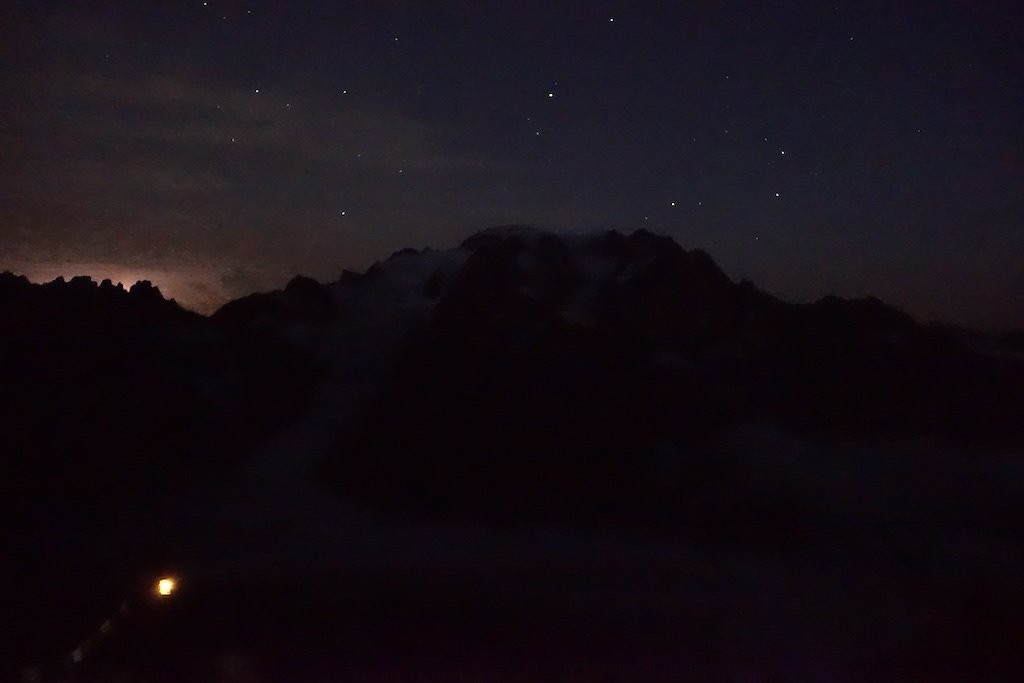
[302,227,1022,523]
[3,226,1024,676]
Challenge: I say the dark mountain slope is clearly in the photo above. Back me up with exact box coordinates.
[323,228,1024,525]
[0,272,318,672]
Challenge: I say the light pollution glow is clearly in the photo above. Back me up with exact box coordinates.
[5,261,232,315]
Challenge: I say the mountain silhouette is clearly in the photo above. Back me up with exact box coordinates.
[313,227,1024,523]
[4,229,1022,532]
[3,228,1024,679]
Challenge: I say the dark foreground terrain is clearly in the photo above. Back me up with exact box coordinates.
[24,494,1024,682]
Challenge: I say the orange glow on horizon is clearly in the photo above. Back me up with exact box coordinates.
[4,261,227,314]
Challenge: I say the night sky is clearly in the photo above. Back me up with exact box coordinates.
[1,1,1021,328]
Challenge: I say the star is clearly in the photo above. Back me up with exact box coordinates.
[670,202,676,207]
[775,192,780,197]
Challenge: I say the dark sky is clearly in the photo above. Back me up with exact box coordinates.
[1,1,1021,328]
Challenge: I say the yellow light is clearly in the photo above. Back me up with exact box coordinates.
[156,577,177,597]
